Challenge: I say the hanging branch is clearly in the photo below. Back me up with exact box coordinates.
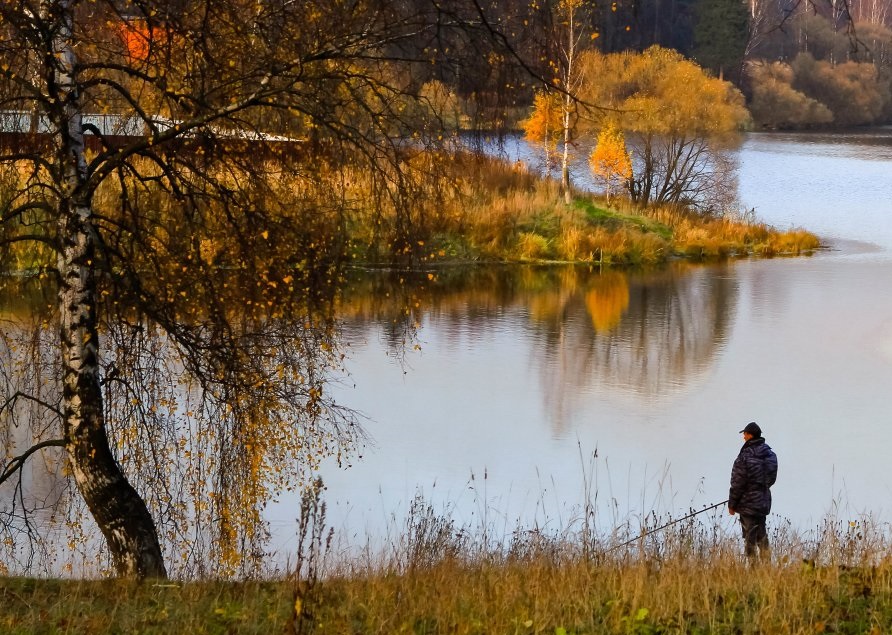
[0,439,65,487]
[0,391,64,420]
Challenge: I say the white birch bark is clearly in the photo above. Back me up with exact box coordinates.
[559,0,585,205]
[46,0,167,579]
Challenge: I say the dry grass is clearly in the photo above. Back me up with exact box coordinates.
[634,202,821,260]
[304,506,892,635]
[4,511,892,634]
[411,157,822,266]
[0,152,821,273]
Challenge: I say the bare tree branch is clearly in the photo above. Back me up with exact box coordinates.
[0,391,63,420]
[0,439,65,487]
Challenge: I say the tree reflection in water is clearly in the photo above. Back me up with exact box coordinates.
[535,264,737,432]
[339,262,738,426]
[584,272,630,333]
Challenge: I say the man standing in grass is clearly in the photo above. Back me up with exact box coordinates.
[728,422,778,561]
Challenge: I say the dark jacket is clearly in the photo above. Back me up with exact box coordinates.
[729,437,778,516]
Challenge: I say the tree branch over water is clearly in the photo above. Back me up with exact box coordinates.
[0,391,63,421]
[0,439,65,487]
[0,0,541,579]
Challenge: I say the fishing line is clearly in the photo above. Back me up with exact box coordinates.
[606,499,729,552]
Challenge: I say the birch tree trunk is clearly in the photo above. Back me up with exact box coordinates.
[559,0,583,205]
[562,95,572,204]
[49,0,167,579]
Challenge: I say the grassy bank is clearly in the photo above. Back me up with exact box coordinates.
[346,153,821,267]
[4,515,892,634]
[4,553,890,634]
[0,151,819,273]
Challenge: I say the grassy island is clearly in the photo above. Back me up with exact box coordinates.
[346,153,821,268]
[1,151,820,275]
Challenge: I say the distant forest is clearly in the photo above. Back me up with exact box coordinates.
[403,0,892,129]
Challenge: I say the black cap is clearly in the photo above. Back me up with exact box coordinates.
[739,422,762,437]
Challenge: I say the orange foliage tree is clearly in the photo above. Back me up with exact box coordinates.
[521,91,564,174]
[589,123,632,202]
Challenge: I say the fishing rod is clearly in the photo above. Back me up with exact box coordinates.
[606,499,729,553]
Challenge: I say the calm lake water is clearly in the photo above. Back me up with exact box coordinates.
[267,128,892,555]
[3,130,891,573]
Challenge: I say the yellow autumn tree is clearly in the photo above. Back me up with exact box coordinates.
[521,91,564,173]
[579,46,749,210]
[589,123,633,202]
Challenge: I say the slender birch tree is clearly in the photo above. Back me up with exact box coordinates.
[555,0,590,204]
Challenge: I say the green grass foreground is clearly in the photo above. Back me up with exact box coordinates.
[4,532,892,634]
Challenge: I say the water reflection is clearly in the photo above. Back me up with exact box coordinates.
[339,263,737,430]
[744,128,892,161]
[0,280,73,574]
[538,265,737,432]
[584,272,629,332]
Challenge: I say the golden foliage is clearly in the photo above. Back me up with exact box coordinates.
[580,46,750,138]
[521,91,564,147]
[589,123,633,201]
[578,46,749,210]
[74,155,356,577]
